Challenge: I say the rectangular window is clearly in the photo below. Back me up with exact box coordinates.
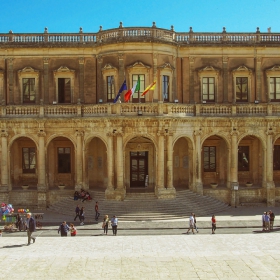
[58,147,71,173]
[203,146,216,172]
[23,78,35,103]
[270,77,280,101]
[106,76,115,102]
[202,77,215,101]
[132,74,145,102]
[236,77,248,102]
[58,78,71,103]
[238,146,249,171]
[22,147,36,173]
[273,145,280,170]
[162,75,169,102]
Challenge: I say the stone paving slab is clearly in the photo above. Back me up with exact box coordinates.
[1,234,280,279]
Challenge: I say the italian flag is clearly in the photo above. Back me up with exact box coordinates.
[124,77,140,102]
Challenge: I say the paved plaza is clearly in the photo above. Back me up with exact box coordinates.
[1,206,280,280]
[1,233,280,280]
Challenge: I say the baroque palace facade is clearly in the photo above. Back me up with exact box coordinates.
[0,22,280,209]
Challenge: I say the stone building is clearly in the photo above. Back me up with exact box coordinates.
[0,23,280,209]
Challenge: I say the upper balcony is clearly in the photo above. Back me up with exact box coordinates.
[1,102,280,119]
[0,24,279,46]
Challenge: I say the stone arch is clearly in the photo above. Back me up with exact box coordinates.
[201,133,230,188]
[46,135,76,189]
[173,135,194,190]
[272,134,280,186]
[84,135,108,191]
[237,133,265,186]
[124,135,156,191]
[10,136,38,190]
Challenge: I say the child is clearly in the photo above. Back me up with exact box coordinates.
[70,223,77,236]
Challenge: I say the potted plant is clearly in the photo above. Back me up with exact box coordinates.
[210,172,218,188]
[245,182,253,187]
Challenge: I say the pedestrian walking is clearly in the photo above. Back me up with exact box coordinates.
[193,213,199,233]
[58,221,70,237]
[111,215,118,236]
[262,212,266,231]
[269,210,275,230]
[95,202,100,221]
[102,215,110,235]
[211,215,216,234]
[70,223,77,236]
[264,212,270,231]
[186,213,195,234]
[74,205,80,221]
[25,212,36,245]
[79,206,85,225]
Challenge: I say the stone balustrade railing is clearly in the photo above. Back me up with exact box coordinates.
[0,103,279,118]
[1,26,279,44]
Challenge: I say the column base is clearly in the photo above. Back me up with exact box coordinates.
[230,182,239,207]
[194,182,203,195]
[0,187,9,202]
[105,188,126,201]
[37,191,47,210]
[266,181,275,207]
[155,187,176,199]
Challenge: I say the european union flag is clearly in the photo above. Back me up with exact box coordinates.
[113,80,127,103]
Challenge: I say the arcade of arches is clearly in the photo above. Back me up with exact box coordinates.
[1,118,280,209]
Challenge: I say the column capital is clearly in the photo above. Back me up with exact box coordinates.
[79,57,85,64]
[1,131,8,137]
[193,129,202,136]
[266,128,274,136]
[97,55,103,63]
[75,130,84,137]
[37,131,46,137]
[230,129,239,136]
[43,57,49,64]
[189,56,195,63]
[106,132,114,137]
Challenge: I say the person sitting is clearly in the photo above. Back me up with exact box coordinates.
[82,192,92,202]
[74,191,79,201]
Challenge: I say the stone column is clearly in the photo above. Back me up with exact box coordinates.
[75,131,83,190]
[37,130,47,210]
[165,131,176,198]
[266,129,275,206]
[222,56,229,103]
[194,130,203,195]
[153,53,158,102]
[189,56,195,104]
[43,57,49,104]
[79,57,84,102]
[105,132,115,199]
[230,130,239,207]
[118,53,125,96]
[37,131,46,190]
[1,131,9,191]
[7,58,14,104]
[156,131,164,191]
[255,56,262,101]
[115,132,125,200]
[97,55,103,103]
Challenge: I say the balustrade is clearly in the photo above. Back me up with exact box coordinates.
[1,27,280,44]
[0,103,279,118]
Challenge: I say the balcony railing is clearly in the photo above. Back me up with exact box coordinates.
[1,25,280,45]
[0,103,279,118]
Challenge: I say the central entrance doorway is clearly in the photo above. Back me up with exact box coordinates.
[130,151,148,187]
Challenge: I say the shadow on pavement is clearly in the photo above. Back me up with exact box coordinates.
[3,244,26,248]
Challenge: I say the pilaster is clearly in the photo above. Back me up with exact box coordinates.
[79,57,85,102]
[37,130,46,191]
[1,131,9,191]
[75,130,84,190]
[193,129,203,194]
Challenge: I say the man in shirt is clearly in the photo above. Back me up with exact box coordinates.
[186,213,195,234]
[74,205,80,221]
[58,221,70,237]
[269,210,275,230]
[111,215,118,236]
[26,212,36,245]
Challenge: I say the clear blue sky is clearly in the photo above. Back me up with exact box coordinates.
[0,0,279,33]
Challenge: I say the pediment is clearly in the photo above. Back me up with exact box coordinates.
[127,61,151,70]
[54,66,75,73]
[18,66,39,74]
[198,65,219,73]
[266,65,280,72]
[158,62,175,71]
[232,65,252,73]
[102,64,117,71]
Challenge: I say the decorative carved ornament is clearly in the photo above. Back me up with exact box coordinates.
[54,66,75,76]
[232,65,253,75]
[158,62,175,72]
[127,61,151,73]
[102,64,118,74]
[198,65,220,75]
[18,66,39,77]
